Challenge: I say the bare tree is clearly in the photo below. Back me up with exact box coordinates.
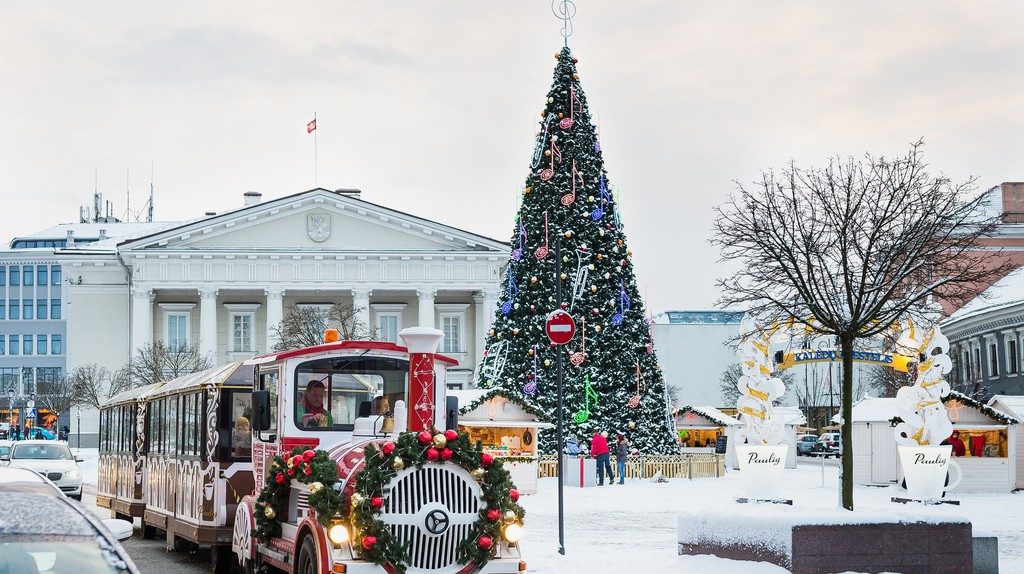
[271,302,375,352]
[69,363,136,410]
[35,376,77,424]
[128,341,213,387]
[712,141,1011,510]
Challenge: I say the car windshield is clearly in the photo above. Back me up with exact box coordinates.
[0,539,123,573]
[11,444,73,460]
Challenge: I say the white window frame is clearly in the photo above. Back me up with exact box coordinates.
[971,342,982,382]
[1003,330,1019,377]
[371,303,406,345]
[984,335,999,378]
[225,303,261,354]
[159,303,195,350]
[436,304,469,355]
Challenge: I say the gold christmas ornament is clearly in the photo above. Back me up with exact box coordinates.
[588,264,595,271]
[544,149,551,157]
[513,327,521,335]
[264,505,276,519]
[527,347,535,356]
[560,273,568,280]
[548,95,555,101]
[596,254,604,260]
[587,195,594,202]
[564,230,573,238]
[352,493,365,506]
[558,112,564,118]
[530,276,538,284]
[594,325,603,333]
[524,186,532,194]
[309,481,324,495]
[392,457,405,471]
[617,239,623,247]
[572,73,579,80]
[471,468,487,481]
[504,510,517,522]
[544,359,552,367]
[433,434,448,448]
[488,329,496,337]
[590,286,597,293]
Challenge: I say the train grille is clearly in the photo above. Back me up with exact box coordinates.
[380,465,483,574]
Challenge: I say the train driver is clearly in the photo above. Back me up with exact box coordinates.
[298,379,334,428]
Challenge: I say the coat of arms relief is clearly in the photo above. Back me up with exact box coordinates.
[307,213,331,242]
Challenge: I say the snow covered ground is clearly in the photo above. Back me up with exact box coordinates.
[73,448,1023,573]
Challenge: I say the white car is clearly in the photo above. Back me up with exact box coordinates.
[1,439,84,500]
[0,439,13,462]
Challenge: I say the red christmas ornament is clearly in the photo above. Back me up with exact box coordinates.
[425,448,440,462]
[478,535,493,550]
[291,455,304,466]
[444,429,458,442]
[441,448,453,461]
[303,465,312,476]
[487,509,502,522]
[509,489,520,502]
[275,473,285,484]
[382,442,396,455]
[362,535,377,550]
[560,302,568,309]
[303,449,316,462]
[481,452,494,467]
[418,431,433,445]
[287,468,295,477]
[371,496,384,509]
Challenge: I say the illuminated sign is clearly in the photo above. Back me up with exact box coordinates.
[775,348,915,372]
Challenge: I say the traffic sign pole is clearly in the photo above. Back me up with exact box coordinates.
[555,235,565,556]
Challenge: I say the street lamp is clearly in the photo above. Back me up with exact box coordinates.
[5,388,13,425]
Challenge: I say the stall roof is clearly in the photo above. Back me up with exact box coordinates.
[834,392,1019,425]
[774,406,807,426]
[674,405,741,427]
[988,395,1024,419]
[451,388,551,423]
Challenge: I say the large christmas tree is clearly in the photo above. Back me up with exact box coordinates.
[476,48,678,454]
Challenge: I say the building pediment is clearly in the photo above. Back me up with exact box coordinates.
[118,188,507,254]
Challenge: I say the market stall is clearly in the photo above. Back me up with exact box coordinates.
[842,391,1018,493]
[986,395,1024,490]
[673,405,740,455]
[451,389,553,494]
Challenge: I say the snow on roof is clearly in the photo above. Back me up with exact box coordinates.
[838,392,1018,424]
[773,406,807,426]
[945,266,1024,324]
[675,405,741,427]
[989,395,1024,418]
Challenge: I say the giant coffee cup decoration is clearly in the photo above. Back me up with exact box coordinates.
[892,319,954,449]
[735,316,788,446]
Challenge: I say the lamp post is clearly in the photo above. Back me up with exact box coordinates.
[6,388,13,424]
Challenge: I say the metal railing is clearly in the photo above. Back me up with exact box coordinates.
[537,453,726,480]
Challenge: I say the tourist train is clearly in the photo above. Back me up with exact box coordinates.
[98,327,526,574]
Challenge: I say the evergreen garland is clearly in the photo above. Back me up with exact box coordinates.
[252,446,348,544]
[351,429,526,573]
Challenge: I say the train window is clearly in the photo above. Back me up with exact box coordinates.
[257,370,279,442]
[293,357,408,432]
[229,390,252,459]
[152,399,165,455]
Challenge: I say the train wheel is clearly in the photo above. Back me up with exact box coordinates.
[296,536,318,574]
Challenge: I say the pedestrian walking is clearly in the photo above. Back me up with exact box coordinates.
[591,431,614,485]
[615,432,630,484]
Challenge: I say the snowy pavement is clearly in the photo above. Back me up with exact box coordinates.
[517,459,1024,573]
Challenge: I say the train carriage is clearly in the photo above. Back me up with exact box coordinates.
[97,382,164,515]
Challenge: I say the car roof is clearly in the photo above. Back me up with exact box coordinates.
[0,467,64,494]
[12,439,65,446]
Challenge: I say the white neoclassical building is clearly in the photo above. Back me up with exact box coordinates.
[58,188,507,445]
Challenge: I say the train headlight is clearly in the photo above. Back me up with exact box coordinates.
[503,523,523,543]
[328,522,350,545]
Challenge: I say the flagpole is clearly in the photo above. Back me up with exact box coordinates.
[314,112,318,187]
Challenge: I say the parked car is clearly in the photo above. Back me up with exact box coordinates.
[1,440,84,500]
[0,467,140,573]
[827,439,843,457]
[0,439,12,462]
[0,422,10,439]
[796,434,825,456]
[819,432,840,448]
[25,426,57,440]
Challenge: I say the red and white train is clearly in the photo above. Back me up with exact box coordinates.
[98,327,526,573]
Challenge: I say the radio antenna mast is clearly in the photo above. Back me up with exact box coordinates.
[148,160,154,222]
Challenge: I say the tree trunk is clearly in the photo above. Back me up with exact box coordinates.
[840,334,855,511]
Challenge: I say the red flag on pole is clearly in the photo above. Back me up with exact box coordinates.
[307,118,317,133]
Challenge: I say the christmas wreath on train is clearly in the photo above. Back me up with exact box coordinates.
[253,446,348,542]
[351,429,526,570]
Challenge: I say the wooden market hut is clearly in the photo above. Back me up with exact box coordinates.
[842,391,1018,493]
[450,389,553,495]
[673,405,740,451]
[987,395,1024,490]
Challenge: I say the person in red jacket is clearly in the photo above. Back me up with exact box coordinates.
[591,431,614,485]
[946,430,966,457]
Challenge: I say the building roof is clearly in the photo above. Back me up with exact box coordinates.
[773,405,807,426]
[4,221,182,252]
[663,310,745,325]
[944,266,1024,325]
[840,392,1018,424]
[674,405,741,427]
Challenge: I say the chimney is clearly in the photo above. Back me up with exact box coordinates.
[243,191,262,207]
[1002,182,1024,224]
[98,229,108,240]
[66,229,75,246]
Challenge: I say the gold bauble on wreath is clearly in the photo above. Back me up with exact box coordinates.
[433,434,448,448]
[352,492,365,506]
[471,468,487,482]
[309,481,324,495]
[392,457,405,471]
[504,510,517,522]
[264,505,276,519]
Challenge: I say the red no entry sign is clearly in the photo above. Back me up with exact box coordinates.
[545,310,577,345]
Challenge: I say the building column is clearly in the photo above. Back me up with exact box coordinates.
[417,288,436,329]
[352,288,372,337]
[473,289,500,373]
[265,289,285,351]
[130,287,154,354]
[199,288,219,361]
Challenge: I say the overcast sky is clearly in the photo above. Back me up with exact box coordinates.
[2,1,1023,314]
